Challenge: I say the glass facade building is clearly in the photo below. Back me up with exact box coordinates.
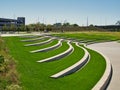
[0,17,25,29]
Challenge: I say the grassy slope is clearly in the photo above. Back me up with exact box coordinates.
[53,32,120,41]
[22,39,59,51]
[4,36,106,90]
[0,37,20,89]
[20,35,41,39]
[21,38,50,44]
[58,46,106,90]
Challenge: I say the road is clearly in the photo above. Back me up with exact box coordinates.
[88,41,120,90]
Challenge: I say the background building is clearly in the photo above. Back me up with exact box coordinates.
[0,17,25,30]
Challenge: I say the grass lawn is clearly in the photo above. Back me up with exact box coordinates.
[3,35,106,90]
[20,35,41,39]
[21,39,59,51]
[52,32,120,42]
[57,46,106,90]
[21,37,50,44]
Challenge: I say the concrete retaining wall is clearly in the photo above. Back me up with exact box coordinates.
[21,36,48,42]
[24,38,54,46]
[20,35,40,38]
[19,34,47,38]
[30,39,63,53]
[90,48,112,90]
[50,42,89,78]
[37,41,73,63]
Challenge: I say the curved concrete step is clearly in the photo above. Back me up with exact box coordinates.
[21,36,48,42]
[37,41,74,63]
[30,39,63,53]
[88,47,112,90]
[24,38,54,46]
[50,42,89,78]
[20,35,40,38]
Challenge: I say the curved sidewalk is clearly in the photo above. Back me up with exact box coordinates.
[88,41,120,90]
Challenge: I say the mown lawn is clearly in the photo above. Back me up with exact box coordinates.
[21,37,50,44]
[22,39,59,51]
[3,36,106,90]
[53,32,120,41]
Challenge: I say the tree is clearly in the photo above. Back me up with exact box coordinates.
[63,22,70,27]
[53,23,62,27]
[46,24,52,32]
[39,23,46,31]
[89,24,94,27]
[27,24,35,32]
[2,24,8,31]
[26,26,30,33]
[72,24,79,27]
[35,22,40,31]
[116,21,120,25]
[19,25,25,31]
[10,24,17,31]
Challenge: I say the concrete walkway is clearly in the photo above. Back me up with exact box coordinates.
[88,42,120,90]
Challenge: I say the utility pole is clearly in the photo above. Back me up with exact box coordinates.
[55,19,57,24]
[105,18,107,26]
[43,17,44,24]
[13,14,16,19]
[37,17,40,23]
[87,17,88,27]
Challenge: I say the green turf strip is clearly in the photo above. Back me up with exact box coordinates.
[22,39,59,51]
[53,33,119,42]
[55,46,106,90]
[47,43,85,74]
[3,37,69,61]
[3,37,106,90]
[20,35,41,39]
[21,37,50,44]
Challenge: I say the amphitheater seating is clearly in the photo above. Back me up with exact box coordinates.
[19,34,112,90]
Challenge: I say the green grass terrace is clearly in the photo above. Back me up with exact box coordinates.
[2,34,107,90]
[52,32,120,43]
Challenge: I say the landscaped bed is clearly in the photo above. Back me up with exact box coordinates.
[0,37,21,89]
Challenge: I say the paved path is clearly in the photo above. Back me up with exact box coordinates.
[88,42,120,90]
[1,33,50,37]
[1,34,33,37]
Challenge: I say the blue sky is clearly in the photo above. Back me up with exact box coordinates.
[0,0,120,26]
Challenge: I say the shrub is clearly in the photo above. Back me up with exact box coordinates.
[0,55,4,64]
[0,37,21,89]
[6,84,22,90]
